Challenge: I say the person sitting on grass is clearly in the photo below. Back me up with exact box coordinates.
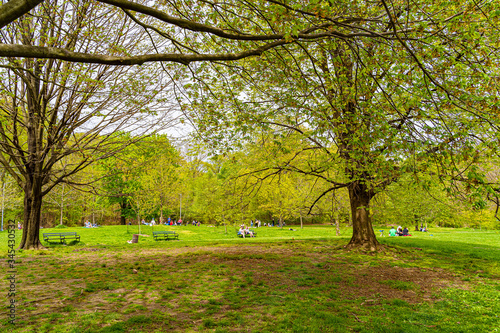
[389,227,396,236]
[403,227,410,236]
[396,226,404,236]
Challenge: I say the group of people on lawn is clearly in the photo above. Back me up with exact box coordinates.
[249,219,285,227]
[389,226,410,236]
[239,218,289,237]
[139,217,201,226]
[238,224,255,238]
[84,220,99,228]
[389,224,428,236]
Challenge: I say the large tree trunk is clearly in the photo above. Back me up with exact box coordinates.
[18,64,45,250]
[18,181,45,250]
[346,181,379,251]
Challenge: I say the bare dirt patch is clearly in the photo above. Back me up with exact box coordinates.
[4,242,467,331]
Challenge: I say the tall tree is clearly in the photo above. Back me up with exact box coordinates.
[140,136,183,223]
[186,0,500,250]
[0,1,177,249]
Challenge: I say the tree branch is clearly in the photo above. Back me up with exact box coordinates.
[0,0,44,28]
[0,40,293,65]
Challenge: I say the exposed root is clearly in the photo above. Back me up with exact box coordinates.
[18,242,47,250]
[344,241,380,253]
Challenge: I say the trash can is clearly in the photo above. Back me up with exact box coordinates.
[132,234,139,243]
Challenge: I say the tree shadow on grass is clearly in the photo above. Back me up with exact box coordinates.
[379,237,500,275]
[43,240,84,248]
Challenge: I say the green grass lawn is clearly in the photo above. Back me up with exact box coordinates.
[1,225,499,332]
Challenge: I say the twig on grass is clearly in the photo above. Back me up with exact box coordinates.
[351,312,365,323]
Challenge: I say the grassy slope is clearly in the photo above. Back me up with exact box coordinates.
[1,225,499,332]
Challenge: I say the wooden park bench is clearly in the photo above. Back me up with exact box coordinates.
[43,232,80,244]
[153,230,179,241]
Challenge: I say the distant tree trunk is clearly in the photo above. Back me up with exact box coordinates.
[120,202,127,225]
[59,183,65,225]
[332,191,340,236]
[160,205,163,224]
[92,195,96,225]
[346,181,378,251]
[19,181,44,250]
[300,214,303,229]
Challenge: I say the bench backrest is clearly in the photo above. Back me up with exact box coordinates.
[43,232,78,236]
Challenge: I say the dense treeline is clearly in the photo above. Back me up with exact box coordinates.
[2,136,498,230]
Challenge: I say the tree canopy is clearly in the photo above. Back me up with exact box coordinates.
[1,0,500,250]
[184,0,500,249]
